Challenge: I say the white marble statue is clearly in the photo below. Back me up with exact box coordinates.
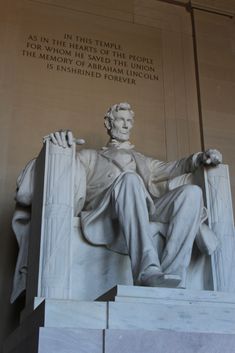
[11,102,222,302]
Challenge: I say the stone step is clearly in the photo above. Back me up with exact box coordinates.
[4,286,235,352]
[97,284,235,305]
[5,328,235,353]
[98,285,235,334]
[5,328,103,353]
[4,301,107,353]
[107,300,235,333]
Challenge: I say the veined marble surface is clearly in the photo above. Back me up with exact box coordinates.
[108,301,235,333]
[97,284,235,304]
[4,300,106,353]
[105,329,235,353]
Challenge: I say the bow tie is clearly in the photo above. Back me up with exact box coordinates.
[102,139,135,150]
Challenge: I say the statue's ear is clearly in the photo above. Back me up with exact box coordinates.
[104,117,111,130]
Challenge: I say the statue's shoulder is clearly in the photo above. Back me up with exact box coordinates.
[133,150,163,163]
[133,150,144,157]
[132,150,150,162]
[78,148,99,166]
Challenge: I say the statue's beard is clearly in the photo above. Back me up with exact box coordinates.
[109,128,130,142]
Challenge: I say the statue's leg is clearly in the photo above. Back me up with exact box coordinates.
[154,184,203,285]
[111,172,162,285]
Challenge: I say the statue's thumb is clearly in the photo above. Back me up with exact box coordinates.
[74,138,86,145]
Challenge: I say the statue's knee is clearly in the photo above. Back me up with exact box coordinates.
[121,172,140,185]
[180,184,202,203]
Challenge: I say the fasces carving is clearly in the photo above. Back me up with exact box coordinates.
[39,143,75,298]
[205,166,235,291]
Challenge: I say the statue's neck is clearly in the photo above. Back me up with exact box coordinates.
[103,139,135,150]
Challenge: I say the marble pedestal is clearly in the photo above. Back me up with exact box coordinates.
[4,285,235,353]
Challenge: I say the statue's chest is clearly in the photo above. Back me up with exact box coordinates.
[103,149,136,171]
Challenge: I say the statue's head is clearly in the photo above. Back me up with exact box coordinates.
[104,102,135,142]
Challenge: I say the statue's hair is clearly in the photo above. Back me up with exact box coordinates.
[104,102,135,123]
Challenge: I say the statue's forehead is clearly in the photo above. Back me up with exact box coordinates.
[113,109,134,120]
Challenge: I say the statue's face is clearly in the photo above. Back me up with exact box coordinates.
[110,110,134,142]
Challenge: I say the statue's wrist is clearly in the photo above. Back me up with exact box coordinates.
[192,152,203,169]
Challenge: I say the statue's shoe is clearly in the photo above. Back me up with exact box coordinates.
[141,274,181,288]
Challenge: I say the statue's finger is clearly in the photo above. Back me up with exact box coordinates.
[75,138,85,145]
[216,152,222,163]
[202,152,209,163]
[55,131,63,147]
[60,131,67,148]
[67,130,74,146]
[213,157,221,165]
[204,158,211,165]
[50,133,57,145]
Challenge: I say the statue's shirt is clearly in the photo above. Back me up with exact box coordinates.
[101,148,136,172]
[79,148,137,210]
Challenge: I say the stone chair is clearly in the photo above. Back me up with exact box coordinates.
[13,140,235,312]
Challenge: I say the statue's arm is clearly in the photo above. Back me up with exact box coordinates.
[149,149,222,180]
[192,149,222,169]
[145,149,222,198]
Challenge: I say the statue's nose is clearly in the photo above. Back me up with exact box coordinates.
[123,122,128,128]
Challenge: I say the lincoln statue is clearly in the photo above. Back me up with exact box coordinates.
[11,102,222,302]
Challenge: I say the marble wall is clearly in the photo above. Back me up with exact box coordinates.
[0,0,234,349]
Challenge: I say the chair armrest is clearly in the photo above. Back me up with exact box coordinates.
[193,164,235,292]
